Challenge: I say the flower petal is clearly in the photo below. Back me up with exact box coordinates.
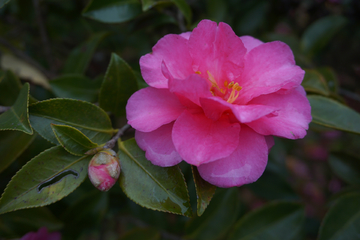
[126,87,185,132]
[140,34,193,88]
[135,123,182,167]
[246,86,312,139]
[240,36,263,53]
[172,111,240,166]
[198,126,268,188]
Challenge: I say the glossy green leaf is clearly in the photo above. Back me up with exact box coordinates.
[302,69,330,96]
[329,153,360,185]
[185,188,239,240]
[62,32,108,74]
[51,124,99,156]
[318,67,339,94]
[0,70,22,106]
[99,53,138,116]
[0,83,32,134]
[318,192,360,240]
[308,95,360,134]
[0,131,36,173]
[0,0,11,8]
[50,74,102,102]
[118,138,192,217]
[301,15,347,56]
[192,166,216,217]
[0,207,63,239]
[29,98,113,145]
[0,146,91,214]
[82,0,142,23]
[228,202,305,240]
[119,227,161,240]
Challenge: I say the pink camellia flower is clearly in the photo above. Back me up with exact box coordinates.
[21,227,61,240]
[126,19,312,188]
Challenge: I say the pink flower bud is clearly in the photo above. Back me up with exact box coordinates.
[88,149,120,191]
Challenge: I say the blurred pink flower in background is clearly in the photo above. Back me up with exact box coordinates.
[20,227,61,240]
[126,19,312,188]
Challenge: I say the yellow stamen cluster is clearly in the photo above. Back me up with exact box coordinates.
[206,71,242,103]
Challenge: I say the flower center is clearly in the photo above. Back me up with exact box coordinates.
[206,71,242,104]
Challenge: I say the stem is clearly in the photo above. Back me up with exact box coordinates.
[0,106,11,113]
[103,124,131,149]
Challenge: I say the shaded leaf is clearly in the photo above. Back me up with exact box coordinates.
[228,201,305,240]
[318,192,360,240]
[0,83,33,134]
[62,32,108,74]
[82,0,142,24]
[192,166,216,217]
[318,67,339,94]
[119,227,161,240]
[329,153,360,185]
[99,53,138,116]
[29,98,113,145]
[0,70,22,106]
[308,95,360,134]
[0,131,36,173]
[51,124,99,156]
[0,146,91,214]
[118,138,192,217]
[302,69,330,96]
[134,71,149,89]
[0,0,11,8]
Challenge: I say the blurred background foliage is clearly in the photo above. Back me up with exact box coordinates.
[0,0,360,239]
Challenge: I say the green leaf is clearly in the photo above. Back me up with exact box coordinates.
[82,0,142,24]
[185,188,240,240]
[62,32,108,74]
[228,201,305,240]
[0,131,36,173]
[99,53,138,116]
[0,0,11,8]
[308,95,360,134]
[119,227,161,240]
[317,67,339,94]
[0,70,22,106]
[329,153,360,185]
[318,192,360,240]
[51,124,99,156]
[0,146,91,214]
[302,69,330,96]
[192,166,216,217]
[50,74,102,102]
[0,83,33,134]
[301,15,347,56]
[29,98,113,145]
[118,138,192,217]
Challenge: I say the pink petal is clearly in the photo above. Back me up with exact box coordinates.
[240,36,263,53]
[236,41,305,104]
[265,136,275,153]
[172,111,240,166]
[246,86,312,139]
[135,123,182,167]
[198,126,268,188]
[126,87,185,132]
[140,34,193,88]
[180,32,191,40]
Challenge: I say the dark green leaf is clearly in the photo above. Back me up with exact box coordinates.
[228,201,305,240]
[308,95,360,134]
[0,131,36,173]
[0,0,11,8]
[134,71,149,89]
[51,124,99,156]
[192,166,216,217]
[0,146,91,214]
[0,83,32,134]
[62,32,108,74]
[0,70,22,106]
[99,53,138,116]
[301,15,347,56]
[185,188,240,240]
[119,227,161,240]
[82,0,142,23]
[318,192,360,240]
[50,74,102,102]
[29,98,113,145]
[329,153,360,185]
[302,69,330,96]
[118,138,192,217]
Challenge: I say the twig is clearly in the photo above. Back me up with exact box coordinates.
[103,124,131,149]
[0,106,11,113]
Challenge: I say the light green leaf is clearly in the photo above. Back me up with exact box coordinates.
[192,166,216,217]
[318,192,360,240]
[0,83,32,134]
[0,146,91,214]
[0,0,11,8]
[0,131,36,173]
[51,124,99,156]
[119,228,161,240]
[29,98,113,145]
[50,74,102,102]
[308,95,360,134]
[329,153,360,185]
[0,70,22,106]
[228,201,305,240]
[302,69,330,96]
[82,0,142,23]
[62,32,108,74]
[99,53,138,116]
[118,138,192,217]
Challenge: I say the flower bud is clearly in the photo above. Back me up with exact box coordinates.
[88,149,120,191]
